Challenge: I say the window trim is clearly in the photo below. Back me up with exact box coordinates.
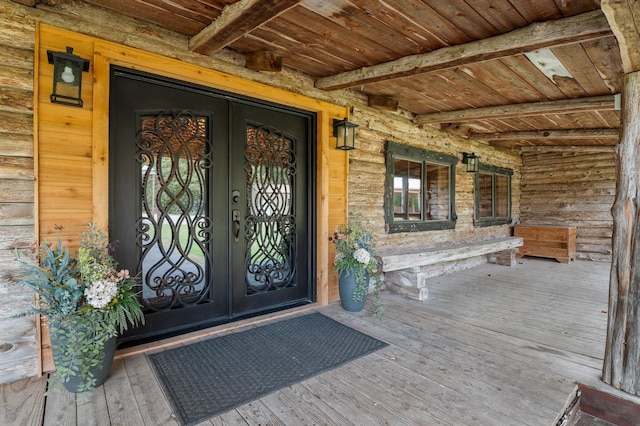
[474,163,513,227]
[384,141,457,233]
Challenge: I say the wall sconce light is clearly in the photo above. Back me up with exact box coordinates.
[333,118,358,150]
[462,152,479,173]
[47,46,90,107]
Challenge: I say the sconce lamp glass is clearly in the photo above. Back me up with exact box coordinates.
[462,152,480,173]
[47,46,90,107]
[333,118,358,150]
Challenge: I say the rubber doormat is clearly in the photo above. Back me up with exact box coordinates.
[148,312,388,425]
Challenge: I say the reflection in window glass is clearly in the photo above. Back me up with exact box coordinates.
[393,159,423,220]
[385,141,457,232]
[496,175,509,217]
[475,166,512,226]
[426,164,450,220]
[478,172,493,218]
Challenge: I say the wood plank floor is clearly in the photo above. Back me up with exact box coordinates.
[3,258,640,426]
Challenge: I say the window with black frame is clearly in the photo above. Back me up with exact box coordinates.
[475,164,513,226]
[384,141,457,233]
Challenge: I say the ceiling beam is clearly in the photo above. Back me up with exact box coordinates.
[471,129,620,141]
[602,0,640,73]
[189,0,302,55]
[414,95,617,125]
[315,10,612,91]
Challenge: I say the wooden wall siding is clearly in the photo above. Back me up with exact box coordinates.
[519,148,615,261]
[347,107,522,254]
[0,1,38,383]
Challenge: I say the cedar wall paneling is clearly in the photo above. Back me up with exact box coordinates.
[519,149,615,262]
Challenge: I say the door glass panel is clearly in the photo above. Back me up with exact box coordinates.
[245,124,295,294]
[137,111,213,311]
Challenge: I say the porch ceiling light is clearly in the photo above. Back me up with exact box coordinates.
[47,46,90,107]
[462,152,479,173]
[333,118,358,150]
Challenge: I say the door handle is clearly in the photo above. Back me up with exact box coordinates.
[232,209,240,242]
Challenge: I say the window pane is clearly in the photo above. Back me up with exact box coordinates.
[426,163,449,220]
[496,175,509,217]
[478,173,493,218]
[393,159,422,220]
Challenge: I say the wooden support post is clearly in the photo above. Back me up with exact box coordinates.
[602,71,640,395]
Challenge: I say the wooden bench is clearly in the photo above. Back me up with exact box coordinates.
[514,225,576,264]
[379,237,523,301]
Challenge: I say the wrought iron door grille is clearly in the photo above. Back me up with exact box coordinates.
[136,110,214,311]
[245,124,296,294]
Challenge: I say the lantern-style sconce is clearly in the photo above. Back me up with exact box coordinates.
[333,118,358,150]
[47,46,90,107]
[462,152,479,173]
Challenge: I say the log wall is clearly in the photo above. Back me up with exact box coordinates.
[519,148,615,261]
[0,0,38,383]
[347,107,522,253]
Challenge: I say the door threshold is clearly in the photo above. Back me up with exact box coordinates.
[115,303,319,359]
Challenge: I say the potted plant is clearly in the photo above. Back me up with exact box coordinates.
[332,211,384,318]
[15,224,144,393]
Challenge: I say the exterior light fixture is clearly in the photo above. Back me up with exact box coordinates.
[333,118,358,150]
[462,152,479,173]
[47,46,90,107]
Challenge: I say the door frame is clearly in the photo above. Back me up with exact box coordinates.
[36,23,349,374]
[89,32,348,308]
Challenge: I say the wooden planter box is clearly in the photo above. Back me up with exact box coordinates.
[514,225,577,264]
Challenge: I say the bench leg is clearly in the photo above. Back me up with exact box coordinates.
[384,270,429,301]
[490,249,518,267]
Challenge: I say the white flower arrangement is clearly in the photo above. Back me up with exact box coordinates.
[84,280,119,309]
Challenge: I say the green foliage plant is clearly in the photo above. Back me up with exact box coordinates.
[332,211,384,318]
[15,224,145,392]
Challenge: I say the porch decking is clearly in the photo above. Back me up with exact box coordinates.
[3,258,638,425]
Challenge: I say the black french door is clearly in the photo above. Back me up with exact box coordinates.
[109,68,314,344]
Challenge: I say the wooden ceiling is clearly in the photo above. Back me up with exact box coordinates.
[78,0,623,151]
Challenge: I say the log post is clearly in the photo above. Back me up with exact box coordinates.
[602,71,640,395]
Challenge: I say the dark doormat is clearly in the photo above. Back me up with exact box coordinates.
[147,312,388,425]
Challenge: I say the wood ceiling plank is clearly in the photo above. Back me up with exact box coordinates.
[370,80,456,114]
[498,55,570,100]
[347,0,473,48]
[469,60,547,100]
[414,95,616,124]
[422,0,500,40]
[299,1,425,57]
[463,0,528,32]
[272,6,399,71]
[595,110,623,128]
[472,129,619,141]
[139,0,227,23]
[83,0,210,34]
[551,43,617,95]
[581,37,623,94]
[231,26,357,76]
[315,10,612,90]
[505,0,562,23]
[456,62,543,104]
[189,0,303,55]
